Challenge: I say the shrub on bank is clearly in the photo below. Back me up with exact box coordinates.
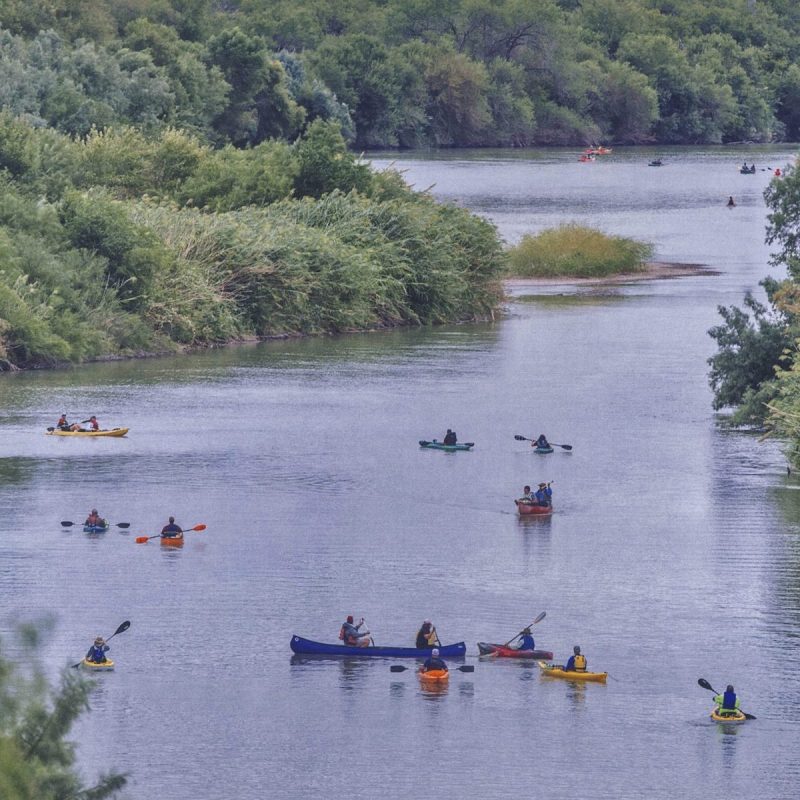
[508,225,652,278]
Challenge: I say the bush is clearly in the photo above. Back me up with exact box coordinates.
[507,225,652,278]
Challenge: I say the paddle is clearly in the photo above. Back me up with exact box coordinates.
[514,434,572,451]
[698,678,756,719]
[501,611,546,648]
[390,664,474,673]
[70,620,131,668]
[61,521,130,528]
[135,524,206,543]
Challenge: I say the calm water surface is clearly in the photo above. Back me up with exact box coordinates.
[2,147,799,799]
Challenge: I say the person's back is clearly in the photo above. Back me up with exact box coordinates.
[161,516,182,537]
[714,685,740,716]
[443,429,457,445]
[517,631,535,651]
[415,621,434,649]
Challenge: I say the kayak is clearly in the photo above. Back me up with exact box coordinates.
[418,669,449,683]
[710,708,747,724]
[290,635,467,659]
[81,658,115,671]
[161,533,184,546]
[537,661,607,683]
[419,440,474,451]
[83,523,109,533]
[477,642,554,660]
[46,428,129,437]
[515,500,553,516]
[534,446,554,454]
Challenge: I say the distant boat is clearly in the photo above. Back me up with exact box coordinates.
[648,159,663,167]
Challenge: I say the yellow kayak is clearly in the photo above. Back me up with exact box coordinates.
[710,708,746,724]
[47,428,129,437]
[81,658,115,671]
[537,661,607,683]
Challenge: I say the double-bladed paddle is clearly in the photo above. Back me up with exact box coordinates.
[514,435,572,451]
[70,620,131,668]
[390,664,474,673]
[135,524,206,543]
[500,611,547,648]
[61,521,130,528]
[698,678,756,719]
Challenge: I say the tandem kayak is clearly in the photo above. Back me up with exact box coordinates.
[418,668,449,683]
[710,708,747,724]
[515,500,553,516]
[419,440,474,451]
[83,523,109,533]
[477,642,554,660]
[537,661,607,682]
[290,635,467,659]
[81,658,115,671]
[46,428,129,437]
[160,533,184,546]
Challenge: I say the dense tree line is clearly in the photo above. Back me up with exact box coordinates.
[2,0,800,147]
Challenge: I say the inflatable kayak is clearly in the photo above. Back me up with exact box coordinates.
[710,708,747,724]
[290,635,467,659]
[419,440,474,451]
[533,446,554,454]
[515,500,553,516]
[160,533,184,546]
[418,668,449,683]
[477,642,554,660]
[81,658,115,671]
[83,523,109,533]
[537,661,607,683]
[46,428,129,437]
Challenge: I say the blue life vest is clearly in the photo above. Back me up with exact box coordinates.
[722,690,737,710]
[518,634,535,650]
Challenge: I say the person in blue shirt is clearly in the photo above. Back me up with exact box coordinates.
[421,648,448,673]
[713,685,741,717]
[86,636,110,664]
[514,627,535,651]
[564,645,586,672]
[161,517,183,539]
[534,482,552,506]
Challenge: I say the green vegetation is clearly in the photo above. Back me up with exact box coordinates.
[0,622,126,798]
[507,225,652,278]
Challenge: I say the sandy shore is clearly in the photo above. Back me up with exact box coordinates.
[504,261,714,289]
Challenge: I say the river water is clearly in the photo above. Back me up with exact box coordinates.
[1,146,799,799]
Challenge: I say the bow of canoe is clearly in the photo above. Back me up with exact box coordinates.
[290,635,466,659]
[515,500,553,516]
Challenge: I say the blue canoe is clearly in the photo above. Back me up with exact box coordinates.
[83,523,109,533]
[419,440,474,451]
[290,635,467,659]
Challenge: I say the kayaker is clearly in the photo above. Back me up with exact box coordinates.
[727,196,736,207]
[420,648,448,673]
[443,429,457,445]
[56,413,70,430]
[564,645,586,672]
[161,517,183,539]
[85,509,105,527]
[534,482,552,506]
[713,684,741,718]
[339,615,371,647]
[535,434,550,449]
[514,627,536,651]
[88,416,100,431]
[86,636,110,664]
[415,620,438,649]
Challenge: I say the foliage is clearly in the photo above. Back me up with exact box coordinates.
[507,225,651,278]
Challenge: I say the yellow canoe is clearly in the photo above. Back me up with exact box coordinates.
[46,428,129,437]
[537,661,607,683]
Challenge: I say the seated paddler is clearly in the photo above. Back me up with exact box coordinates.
[420,648,448,673]
[339,615,370,647]
[713,684,741,717]
[86,636,110,664]
[564,645,586,672]
[514,627,535,651]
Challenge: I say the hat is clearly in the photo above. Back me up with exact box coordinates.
[94,636,105,645]
[522,628,531,634]
[538,482,547,487]
[432,648,439,657]
[91,509,98,514]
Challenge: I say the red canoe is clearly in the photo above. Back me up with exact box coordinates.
[477,642,554,659]
[515,500,553,516]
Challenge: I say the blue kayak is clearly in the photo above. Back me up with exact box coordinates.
[83,523,109,533]
[290,635,467,658]
[534,446,554,454]
[419,440,474,451]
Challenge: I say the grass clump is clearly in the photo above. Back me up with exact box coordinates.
[508,225,652,278]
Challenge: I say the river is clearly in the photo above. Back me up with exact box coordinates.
[1,146,798,799]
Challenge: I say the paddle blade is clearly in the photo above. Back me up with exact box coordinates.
[559,444,573,451]
[533,611,546,624]
[113,620,131,636]
[190,524,207,532]
[135,536,149,544]
[390,665,407,672]
[697,678,715,692]
[61,521,74,527]
[514,435,529,441]
[457,665,475,673]
[116,522,130,529]
[743,712,757,720]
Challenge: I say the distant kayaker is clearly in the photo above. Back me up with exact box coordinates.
[86,636,110,664]
[443,429,457,446]
[534,482,552,506]
[564,645,586,672]
[415,620,438,649]
[339,615,370,647]
[161,517,183,539]
[535,434,550,449]
[85,509,105,527]
[713,684,741,718]
[88,416,100,431]
[727,196,736,207]
[514,627,536,651]
[420,647,448,673]
[56,414,70,431]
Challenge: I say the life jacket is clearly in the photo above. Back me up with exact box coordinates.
[573,654,587,672]
[722,690,737,711]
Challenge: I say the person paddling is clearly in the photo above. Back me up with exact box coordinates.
[161,516,183,539]
[565,645,586,672]
[88,416,100,431]
[535,434,550,449]
[443,429,457,445]
[713,684,742,718]
[420,647,448,674]
[534,482,552,507]
[415,620,438,649]
[727,196,736,207]
[86,636,110,664]
[514,627,536,651]
[339,615,371,647]
[85,509,105,527]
